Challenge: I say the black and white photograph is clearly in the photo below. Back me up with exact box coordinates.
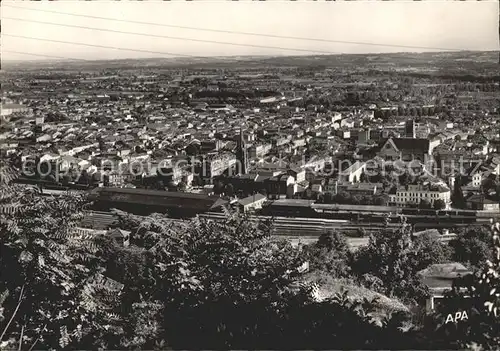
[1,0,499,350]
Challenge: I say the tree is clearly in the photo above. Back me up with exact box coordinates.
[305,231,352,278]
[449,226,493,268]
[410,232,452,271]
[59,173,71,186]
[419,199,432,209]
[351,217,430,303]
[374,195,389,206]
[177,181,187,192]
[213,180,225,195]
[321,192,333,203]
[0,162,122,350]
[77,169,91,185]
[433,199,446,210]
[224,183,235,197]
[351,195,363,205]
[333,191,351,204]
[399,171,412,186]
[422,223,500,350]
[108,207,306,349]
[482,174,498,195]
[360,171,367,183]
[451,176,466,209]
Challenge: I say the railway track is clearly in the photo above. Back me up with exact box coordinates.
[80,211,458,250]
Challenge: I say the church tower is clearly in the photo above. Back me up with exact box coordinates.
[304,140,311,162]
[405,119,416,138]
[236,128,248,175]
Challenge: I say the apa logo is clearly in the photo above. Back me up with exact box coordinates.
[445,311,469,324]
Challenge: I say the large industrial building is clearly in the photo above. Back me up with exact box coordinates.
[89,187,227,217]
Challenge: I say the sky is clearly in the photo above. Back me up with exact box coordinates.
[1,1,499,61]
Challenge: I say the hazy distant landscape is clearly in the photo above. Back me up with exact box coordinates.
[3,51,499,77]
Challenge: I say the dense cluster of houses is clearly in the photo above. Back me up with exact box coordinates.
[1,70,499,213]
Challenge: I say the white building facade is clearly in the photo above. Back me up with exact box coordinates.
[389,184,451,208]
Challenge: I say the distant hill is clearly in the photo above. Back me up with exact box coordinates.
[1,55,276,71]
[2,51,498,78]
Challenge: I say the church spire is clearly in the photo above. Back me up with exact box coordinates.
[237,126,248,175]
[240,127,245,146]
[305,140,311,162]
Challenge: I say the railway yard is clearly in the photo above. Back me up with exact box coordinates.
[79,207,483,251]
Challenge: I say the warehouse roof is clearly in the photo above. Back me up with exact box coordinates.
[90,187,227,212]
[269,199,314,208]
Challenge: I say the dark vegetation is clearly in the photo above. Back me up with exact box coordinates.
[1,160,499,350]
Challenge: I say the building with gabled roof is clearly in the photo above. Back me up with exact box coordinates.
[264,173,295,199]
[377,137,430,162]
[237,193,268,213]
[465,194,500,211]
[417,262,472,312]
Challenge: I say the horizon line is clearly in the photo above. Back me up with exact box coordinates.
[3,49,500,64]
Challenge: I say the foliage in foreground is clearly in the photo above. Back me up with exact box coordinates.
[1,160,499,349]
[0,190,412,349]
[450,226,494,269]
[351,219,451,305]
[105,208,417,349]
[420,222,500,350]
[0,166,121,349]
